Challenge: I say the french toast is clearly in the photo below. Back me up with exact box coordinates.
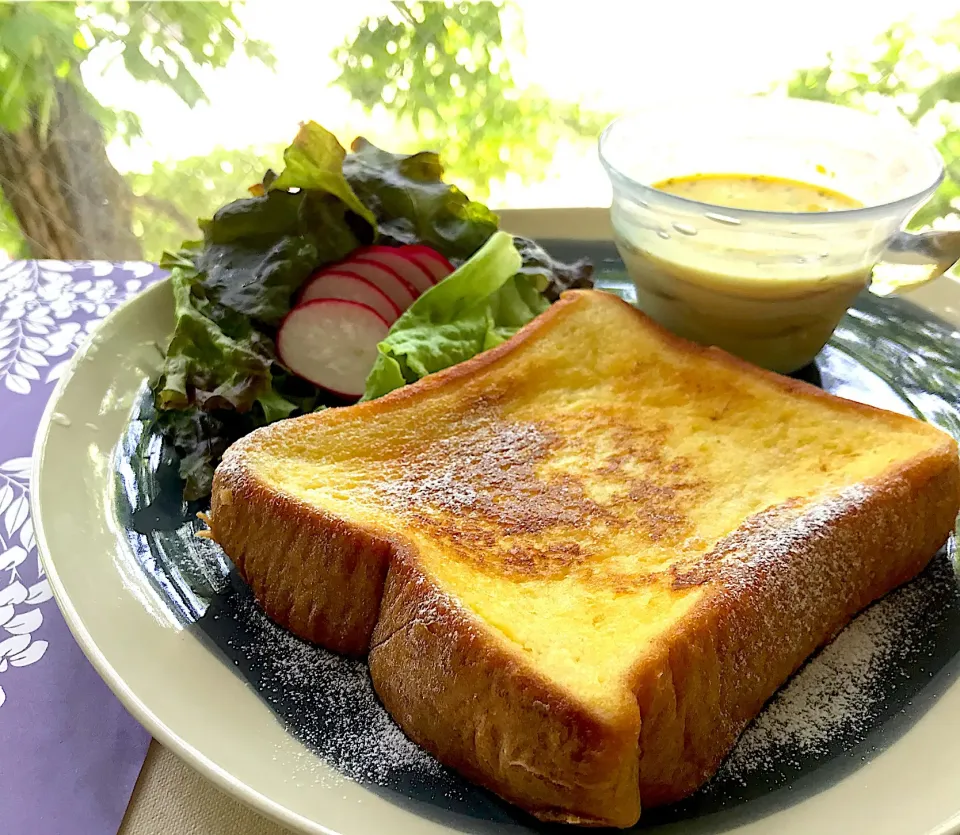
[208,289,960,828]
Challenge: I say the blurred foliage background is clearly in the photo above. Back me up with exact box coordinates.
[783,14,960,229]
[330,2,612,188]
[0,0,273,259]
[0,0,959,261]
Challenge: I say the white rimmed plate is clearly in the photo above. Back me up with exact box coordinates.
[32,241,960,835]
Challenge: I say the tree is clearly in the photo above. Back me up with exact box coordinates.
[784,14,960,229]
[332,0,613,197]
[0,1,273,260]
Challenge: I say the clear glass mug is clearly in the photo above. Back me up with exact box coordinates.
[598,97,960,373]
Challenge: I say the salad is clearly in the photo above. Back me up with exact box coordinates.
[154,121,594,500]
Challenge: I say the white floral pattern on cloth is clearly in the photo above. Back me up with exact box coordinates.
[0,456,46,709]
[0,260,154,396]
[0,259,161,710]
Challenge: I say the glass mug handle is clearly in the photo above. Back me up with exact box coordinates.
[870,229,960,296]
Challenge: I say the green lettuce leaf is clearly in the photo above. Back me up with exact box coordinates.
[155,254,280,413]
[343,137,499,260]
[154,406,257,501]
[156,124,380,415]
[196,230,320,327]
[154,364,330,500]
[271,121,376,229]
[513,235,595,302]
[485,269,551,347]
[200,189,304,244]
[193,123,377,327]
[363,230,547,400]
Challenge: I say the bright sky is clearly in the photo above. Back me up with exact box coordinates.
[516,0,956,105]
[82,0,959,208]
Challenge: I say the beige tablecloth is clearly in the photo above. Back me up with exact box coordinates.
[119,741,294,835]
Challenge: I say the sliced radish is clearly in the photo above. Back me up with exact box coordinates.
[352,245,435,295]
[277,299,389,398]
[333,259,417,310]
[299,271,400,325]
[401,245,454,283]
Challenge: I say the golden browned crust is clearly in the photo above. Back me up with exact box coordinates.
[208,289,960,827]
[368,556,642,827]
[631,448,960,804]
[210,465,393,655]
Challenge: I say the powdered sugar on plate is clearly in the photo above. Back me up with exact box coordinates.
[204,541,960,811]
[206,583,445,788]
[718,545,960,785]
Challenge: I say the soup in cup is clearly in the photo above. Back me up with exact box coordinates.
[599,97,960,373]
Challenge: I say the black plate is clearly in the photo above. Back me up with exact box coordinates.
[114,242,960,833]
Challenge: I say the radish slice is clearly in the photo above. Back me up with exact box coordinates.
[299,271,401,325]
[352,245,435,294]
[401,245,454,283]
[277,299,389,398]
[334,259,417,310]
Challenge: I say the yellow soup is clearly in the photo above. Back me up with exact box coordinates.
[653,174,862,213]
[616,174,869,373]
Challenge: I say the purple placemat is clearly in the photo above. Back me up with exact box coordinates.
[0,260,162,834]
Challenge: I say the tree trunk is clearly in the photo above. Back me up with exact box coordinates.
[0,80,142,261]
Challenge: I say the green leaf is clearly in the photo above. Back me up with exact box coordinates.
[153,405,257,502]
[363,230,533,400]
[196,233,320,327]
[0,61,27,128]
[201,190,305,245]
[488,273,550,332]
[343,136,499,260]
[196,186,367,327]
[156,258,282,413]
[35,87,55,142]
[189,122,403,328]
[256,386,298,423]
[0,192,27,258]
[167,60,208,108]
[270,121,376,231]
[914,70,960,119]
[121,43,170,87]
[513,235,595,301]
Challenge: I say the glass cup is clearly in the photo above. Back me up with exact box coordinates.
[598,97,960,373]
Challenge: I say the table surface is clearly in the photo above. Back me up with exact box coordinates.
[119,741,293,835]
[63,210,960,833]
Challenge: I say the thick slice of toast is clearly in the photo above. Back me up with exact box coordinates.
[208,289,959,827]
